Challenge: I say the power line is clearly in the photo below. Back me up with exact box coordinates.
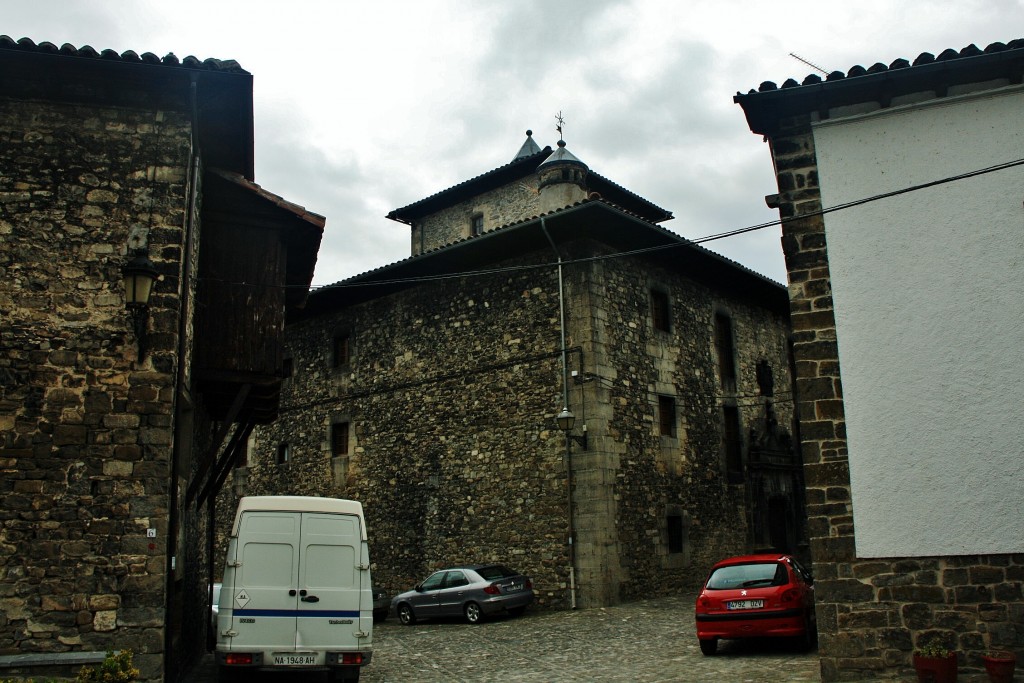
[198,156,1024,293]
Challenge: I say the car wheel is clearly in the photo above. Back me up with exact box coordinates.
[464,601,483,624]
[699,638,717,656]
[397,603,416,625]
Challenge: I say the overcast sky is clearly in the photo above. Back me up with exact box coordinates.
[7,1,1020,286]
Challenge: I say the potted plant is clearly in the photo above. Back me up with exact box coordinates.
[981,650,1016,683]
[913,642,958,683]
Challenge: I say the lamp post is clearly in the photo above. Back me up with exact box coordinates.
[121,251,159,360]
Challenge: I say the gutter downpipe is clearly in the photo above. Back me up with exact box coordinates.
[165,73,202,677]
[541,218,577,609]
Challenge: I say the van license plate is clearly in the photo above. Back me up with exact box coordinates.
[273,654,317,666]
[727,599,764,610]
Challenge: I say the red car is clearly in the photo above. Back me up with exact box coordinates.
[695,553,816,655]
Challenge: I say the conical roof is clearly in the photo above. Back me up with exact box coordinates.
[513,129,541,160]
[538,139,588,170]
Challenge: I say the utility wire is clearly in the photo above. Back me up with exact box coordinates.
[198,156,1024,292]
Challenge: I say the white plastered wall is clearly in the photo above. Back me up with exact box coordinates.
[813,86,1024,557]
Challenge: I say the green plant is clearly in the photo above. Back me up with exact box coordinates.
[985,650,1016,659]
[915,642,953,658]
[76,650,139,683]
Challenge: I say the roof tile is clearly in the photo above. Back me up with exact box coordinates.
[0,34,249,73]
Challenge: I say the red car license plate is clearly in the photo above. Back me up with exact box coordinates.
[727,599,764,610]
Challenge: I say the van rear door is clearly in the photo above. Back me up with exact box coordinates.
[229,510,303,650]
[297,511,366,648]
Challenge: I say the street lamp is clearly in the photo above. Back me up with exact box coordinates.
[556,407,588,450]
[121,251,159,359]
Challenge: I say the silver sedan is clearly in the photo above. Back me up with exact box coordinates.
[391,564,534,625]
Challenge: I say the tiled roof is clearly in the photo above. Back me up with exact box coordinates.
[741,39,1023,95]
[736,39,1024,135]
[306,193,783,317]
[207,168,326,228]
[0,34,248,73]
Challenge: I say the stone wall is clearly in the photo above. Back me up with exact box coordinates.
[413,177,542,254]
[770,115,1024,680]
[575,247,795,602]
[239,239,796,610]
[0,93,191,681]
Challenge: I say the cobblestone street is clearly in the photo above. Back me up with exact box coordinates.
[187,595,822,682]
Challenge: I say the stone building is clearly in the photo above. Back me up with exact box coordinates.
[0,37,322,681]
[735,39,1024,680]
[232,131,802,610]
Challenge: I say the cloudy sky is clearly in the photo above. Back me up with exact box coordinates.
[7,0,1020,286]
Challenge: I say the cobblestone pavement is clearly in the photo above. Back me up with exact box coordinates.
[186,594,825,682]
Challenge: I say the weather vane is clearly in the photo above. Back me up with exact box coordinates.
[555,111,565,141]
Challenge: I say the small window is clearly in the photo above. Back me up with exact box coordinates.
[667,514,684,554]
[471,214,484,236]
[651,290,671,332]
[276,443,290,465]
[333,333,350,368]
[658,395,676,437]
[723,406,742,474]
[714,312,737,392]
[331,422,349,458]
[235,437,249,468]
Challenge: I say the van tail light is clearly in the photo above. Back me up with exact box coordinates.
[340,653,364,665]
[225,653,253,666]
[781,588,800,604]
[483,583,502,595]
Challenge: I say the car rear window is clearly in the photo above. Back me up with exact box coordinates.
[476,565,517,580]
[705,562,788,590]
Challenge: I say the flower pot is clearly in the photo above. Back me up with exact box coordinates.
[913,652,958,683]
[982,651,1016,683]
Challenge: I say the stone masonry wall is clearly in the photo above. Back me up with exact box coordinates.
[238,239,796,611]
[770,114,1024,680]
[0,95,191,681]
[574,246,795,603]
[239,253,573,607]
[414,176,542,254]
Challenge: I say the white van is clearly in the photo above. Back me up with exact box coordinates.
[215,496,373,682]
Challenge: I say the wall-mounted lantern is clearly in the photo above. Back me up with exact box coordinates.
[121,250,159,359]
[556,407,588,450]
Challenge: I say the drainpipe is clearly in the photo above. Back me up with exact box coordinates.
[541,218,577,609]
[165,73,202,673]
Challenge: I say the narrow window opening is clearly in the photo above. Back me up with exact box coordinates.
[667,514,684,554]
[276,443,290,465]
[658,395,676,437]
[715,312,737,392]
[651,290,671,332]
[331,422,350,458]
[723,406,742,474]
[471,214,484,236]
[333,333,350,368]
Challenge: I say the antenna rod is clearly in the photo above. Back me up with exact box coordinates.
[789,52,829,76]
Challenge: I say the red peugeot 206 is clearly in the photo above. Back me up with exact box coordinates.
[695,553,816,656]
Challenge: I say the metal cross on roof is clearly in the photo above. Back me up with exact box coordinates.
[555,111,565,141]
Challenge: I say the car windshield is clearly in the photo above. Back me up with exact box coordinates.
[476,565,518,580]
[706,562,788,590]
